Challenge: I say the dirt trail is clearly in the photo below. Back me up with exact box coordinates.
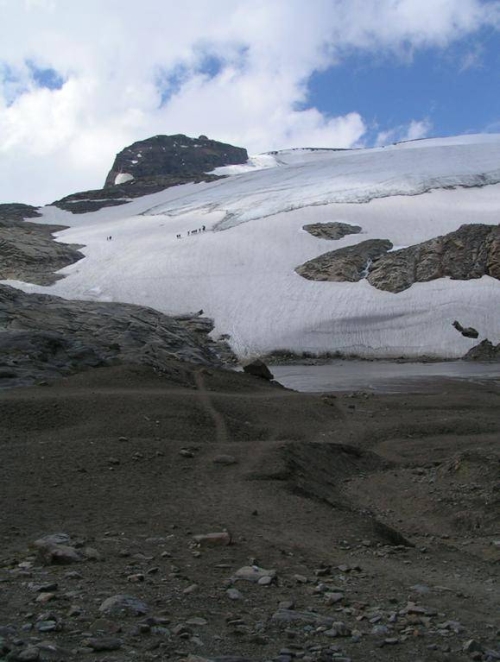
[194,369,229,444]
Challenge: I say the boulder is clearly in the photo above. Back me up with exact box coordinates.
[452,320,479,338]
[302,222,362,240]
[463,339,500,361]
[243,360,274,380]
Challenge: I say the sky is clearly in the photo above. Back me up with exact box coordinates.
[1,0,500,205]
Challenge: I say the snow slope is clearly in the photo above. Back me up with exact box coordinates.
[5,134,500,359]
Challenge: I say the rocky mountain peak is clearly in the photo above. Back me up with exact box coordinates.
[104,134,248,187]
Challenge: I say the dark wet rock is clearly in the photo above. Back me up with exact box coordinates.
[0,284,225,389]
[99,594,148,617]
[296,239,392,282]
[367,223,500,293]
[243,360,274,380]
[463,339,500,361]
[104,134,248,187]
[453,320,479,338]
[0,204,83,285]
[303,222,362,240]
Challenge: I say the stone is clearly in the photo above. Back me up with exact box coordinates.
[452,320,479,338]
[232,565,277,583]
[324,592,344,605]
[227,588,243,600]
[86,637,122,651]
[212,455,238,466]
[17,647,40,661]
[33,539,82,565]
[243,360,274,380]
[193,532,231,547]
[272,609,335,627]
[99,594,148,616]
[463,640,484,654]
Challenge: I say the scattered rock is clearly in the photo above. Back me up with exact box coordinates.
[193,532,231,547]
[86,637,123,651]
[99,594,148,616]
[232,566,276,583]
[32,534,82,565]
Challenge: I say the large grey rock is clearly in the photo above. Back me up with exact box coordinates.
[303,222,362,240]
[0,284,226,388]
[104,134,248,187]
[296,239,392,282]
[0,204,83,284]
[367,223,500,293]
[463,339,500,361]
[243,359,274,380]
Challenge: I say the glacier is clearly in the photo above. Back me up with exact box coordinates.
[4,134,500,359]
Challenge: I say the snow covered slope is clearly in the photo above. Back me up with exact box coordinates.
[5,134,500,359]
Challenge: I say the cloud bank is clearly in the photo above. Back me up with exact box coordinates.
[1,0,499,204]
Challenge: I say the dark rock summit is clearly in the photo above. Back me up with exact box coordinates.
[303,222,362,240]
[367,223,500,293]
[104,134,248,188]
[0,204,84,284]
[296,239,393,282]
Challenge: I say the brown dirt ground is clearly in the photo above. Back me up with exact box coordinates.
[1,362,499,662]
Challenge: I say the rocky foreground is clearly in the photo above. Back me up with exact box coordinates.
[1,363,500,662]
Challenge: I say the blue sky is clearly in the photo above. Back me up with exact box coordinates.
[307,27,500,142]
[1,0,500,204]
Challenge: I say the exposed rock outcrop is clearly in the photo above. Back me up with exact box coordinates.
[296,239,392,282]
[463,339,500,361]
[104,134,248,188]
[0,284,226,388]
[53,173,220,214]
[303,222,362,240]
[0,204,84,284]
[367,224,500,293]
[453,320,479,339]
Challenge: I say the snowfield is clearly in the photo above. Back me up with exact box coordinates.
[5,134,500,359]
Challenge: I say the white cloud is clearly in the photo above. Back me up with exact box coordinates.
[376,118,433,146]
[0,0,499,204]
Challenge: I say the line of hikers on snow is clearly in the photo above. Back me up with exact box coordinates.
[176,225,206,239]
